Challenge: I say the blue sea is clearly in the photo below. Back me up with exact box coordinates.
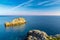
[0,16,60,40]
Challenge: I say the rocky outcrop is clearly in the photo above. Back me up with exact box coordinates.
[5,18,26,27]
[26,30,49,40]
[26,30,60,40]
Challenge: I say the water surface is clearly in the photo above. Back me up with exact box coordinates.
[0,16,60,40]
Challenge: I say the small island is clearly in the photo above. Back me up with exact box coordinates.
[5,18,26,27]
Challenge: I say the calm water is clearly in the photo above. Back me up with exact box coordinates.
[0,16,60,40]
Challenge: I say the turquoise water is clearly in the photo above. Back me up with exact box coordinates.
[0,16,60,40]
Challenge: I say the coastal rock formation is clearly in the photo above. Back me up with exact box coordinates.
[5,18,26,27]
[26,30,60,40]
[26,30,48,40]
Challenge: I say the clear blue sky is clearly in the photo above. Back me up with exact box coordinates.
[0,0,28,6]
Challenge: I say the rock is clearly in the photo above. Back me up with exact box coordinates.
[55,34,60,37]
[25,30,60,40]
[5,18,26,27]
[26,30,48,40]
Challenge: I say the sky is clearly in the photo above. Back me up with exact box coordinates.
[0,0,60,15]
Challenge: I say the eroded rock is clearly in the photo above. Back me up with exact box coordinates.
[26,30,48,40]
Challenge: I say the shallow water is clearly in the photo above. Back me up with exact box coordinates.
[0,16,60,40]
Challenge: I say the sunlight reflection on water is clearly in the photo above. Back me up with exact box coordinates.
[5,24,26,32]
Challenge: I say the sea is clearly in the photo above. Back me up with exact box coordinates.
[0,16,60,40]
